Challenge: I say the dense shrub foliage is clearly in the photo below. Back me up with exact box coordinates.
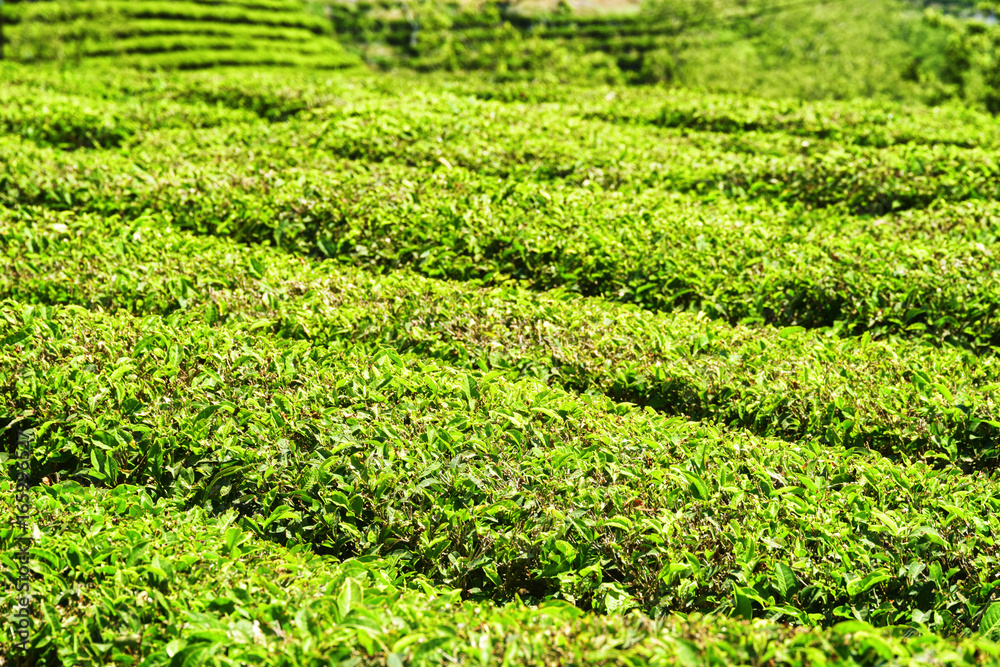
[1,65,1000,665]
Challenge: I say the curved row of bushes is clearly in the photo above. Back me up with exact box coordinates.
[0,0,359,69]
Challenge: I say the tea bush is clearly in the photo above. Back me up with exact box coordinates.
[1,64,999,666]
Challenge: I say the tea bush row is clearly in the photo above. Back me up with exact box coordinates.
[2,302,999,636]
[4,126,1000,350]
[2,209,998,467]
[4,485,996,665]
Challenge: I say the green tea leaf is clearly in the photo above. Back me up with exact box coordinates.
[0,329,30,348]
[774,562,798,599]
[249,256,266,280]
[337,577,363,620]
[981,602,1000,640]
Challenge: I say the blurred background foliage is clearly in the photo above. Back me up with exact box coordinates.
[2,0,1000,108]
[326,0,1000,106]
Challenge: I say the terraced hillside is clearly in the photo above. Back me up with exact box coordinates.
[327,0,950,103]
[0,0,361,69]
[1,65,1000,665]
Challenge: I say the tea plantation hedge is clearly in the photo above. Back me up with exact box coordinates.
[1,65,1000,665]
